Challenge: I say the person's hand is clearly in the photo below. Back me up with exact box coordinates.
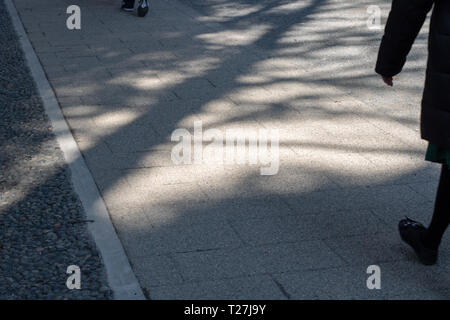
[382,76,393,87]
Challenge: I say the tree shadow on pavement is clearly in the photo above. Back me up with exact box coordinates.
[6,0,449,299]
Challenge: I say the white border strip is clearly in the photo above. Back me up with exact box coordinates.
[5,0,145,300]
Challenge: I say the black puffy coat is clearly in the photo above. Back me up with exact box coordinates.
[376,0,450,149]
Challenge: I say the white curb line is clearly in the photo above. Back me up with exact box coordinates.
[5,0,145,300]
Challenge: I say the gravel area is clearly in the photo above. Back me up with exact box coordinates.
[0,1,111,299]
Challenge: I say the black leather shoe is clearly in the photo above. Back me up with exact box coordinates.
[399,217,438,265]
[137,0,149,17]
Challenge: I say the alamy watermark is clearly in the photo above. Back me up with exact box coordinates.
[171,121,280,175]
[66,5,81,30]
[367,5,382,30]
[366,265,381,290]
[66,265,81,290]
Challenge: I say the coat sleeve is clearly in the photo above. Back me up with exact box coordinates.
[375,0,434,77]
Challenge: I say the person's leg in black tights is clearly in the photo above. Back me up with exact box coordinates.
[422,164,450,250]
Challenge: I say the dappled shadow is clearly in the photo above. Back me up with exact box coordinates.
[9,0,448,299]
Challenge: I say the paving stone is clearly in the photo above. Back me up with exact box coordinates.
[371,202,435,227]
[147,275,286,299]
[206,196,294,221]
[173,247,267,282]
[408,181,440,203]
[274,266,390,299]
[284,184,431,214]
[120,218,242,255]
[323,232,409,266]
[230,210,389,246]
[254,240,345,274]
[128,254,184,287]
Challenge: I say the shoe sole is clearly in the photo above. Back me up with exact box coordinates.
[137,7,148,17]
[399,228,437,266]
[137,9,148,17]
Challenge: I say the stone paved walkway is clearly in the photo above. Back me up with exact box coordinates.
[12,0,450,299]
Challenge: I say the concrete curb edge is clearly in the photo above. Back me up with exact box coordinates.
[5,0,145,300]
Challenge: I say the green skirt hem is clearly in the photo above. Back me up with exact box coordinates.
[425,143,450,165]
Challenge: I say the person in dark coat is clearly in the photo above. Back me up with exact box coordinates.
[376,0,450,265]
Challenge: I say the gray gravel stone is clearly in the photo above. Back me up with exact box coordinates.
[0,1,111,300]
